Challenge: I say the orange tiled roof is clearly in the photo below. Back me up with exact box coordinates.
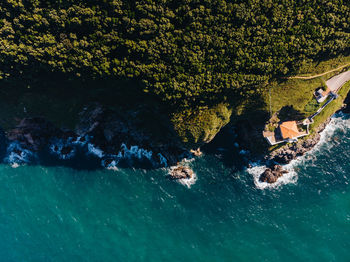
[322,88,331,97]
[280,121,300,139]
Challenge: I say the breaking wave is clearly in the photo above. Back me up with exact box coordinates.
[247,162,298,190]
[87,143,105,158]
[168,166,198,189]
[4,142,36,166]
[308,112,350,154]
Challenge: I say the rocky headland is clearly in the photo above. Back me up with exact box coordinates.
[267,119,331,165]
[4,103,192,168]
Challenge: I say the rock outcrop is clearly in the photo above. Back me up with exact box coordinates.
[4,104,191,167]
[269,134,321,164]
[76,103,187,166]
[7,117,63,150]
[259,165,288,183]
[168,166,194,180]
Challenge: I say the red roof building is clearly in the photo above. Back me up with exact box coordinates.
[279,121,300,139]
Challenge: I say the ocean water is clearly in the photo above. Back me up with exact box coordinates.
[1,113,350,261]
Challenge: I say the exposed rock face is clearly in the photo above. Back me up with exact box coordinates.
[76,104,186,166]
[4,104,201,167]
[259,165,288,183]
[270,133,320,164]
[168,166,194,180]
[7,117,62,150]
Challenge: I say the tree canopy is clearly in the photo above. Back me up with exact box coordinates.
[0,0,349,107]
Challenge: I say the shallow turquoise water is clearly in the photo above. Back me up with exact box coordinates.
[1,114,350,261]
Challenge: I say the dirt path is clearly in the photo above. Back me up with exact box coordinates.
[287,63,350,80]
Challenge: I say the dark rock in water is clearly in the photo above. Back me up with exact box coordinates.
[76,103,188,166]
[78,136,86,143]
[270,133,321,164]
[7,117,62,151]
[168,166,193,180]
[259,165,288,184]
[61,146,73,155]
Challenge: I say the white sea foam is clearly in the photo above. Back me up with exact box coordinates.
[4,142,35,165]
[309,112,350,154]
[168,166,198,188]
[100,144,166,169]
[239,149,249,155]
[87,143,104,158]
[11,163,19,168]
[120,144,153,160]
[158,153,168,167]
[72,135,89,146]
[178,172,197,188]
[101,157,120,170]
[247,162,298,190]
[49,141,76,160]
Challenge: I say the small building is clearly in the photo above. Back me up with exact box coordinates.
[315,88,331,103]
[263,120,309,145]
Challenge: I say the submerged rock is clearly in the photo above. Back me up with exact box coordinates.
[168,166,194,180]
[259,165,288,183]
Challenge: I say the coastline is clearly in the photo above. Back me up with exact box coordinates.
[0,67,349,176]
[266,78,350,166]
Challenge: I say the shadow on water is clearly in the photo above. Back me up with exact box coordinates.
[201,126,248,171]
[201,92,270,170]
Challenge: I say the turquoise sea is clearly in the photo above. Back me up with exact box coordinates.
[1,113,350,261]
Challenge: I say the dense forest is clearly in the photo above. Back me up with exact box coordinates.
[0,0,349,108]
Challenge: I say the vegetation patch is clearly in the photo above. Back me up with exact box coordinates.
[172,104,232,148]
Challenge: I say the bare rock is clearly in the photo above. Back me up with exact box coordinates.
[190,148,202,156]
[168,166,194,180]
[259,165,288,183]
[7,117,62,151]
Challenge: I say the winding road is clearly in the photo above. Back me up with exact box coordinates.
[326,70,350,92]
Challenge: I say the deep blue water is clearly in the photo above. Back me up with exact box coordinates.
[1,113,350,261]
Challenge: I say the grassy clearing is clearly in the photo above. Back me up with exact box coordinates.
[262,56,350,122]
[262,77,328,122]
